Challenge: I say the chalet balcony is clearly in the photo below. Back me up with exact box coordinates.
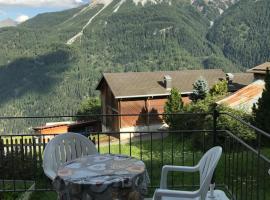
[0,111,269,200]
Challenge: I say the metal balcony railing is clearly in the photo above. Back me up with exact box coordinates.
[0,110,269,199]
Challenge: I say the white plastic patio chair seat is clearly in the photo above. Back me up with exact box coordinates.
[153,146,222,200]
[43,132,98,180]
[153,190,228,200]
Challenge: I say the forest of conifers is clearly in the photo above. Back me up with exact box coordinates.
[0,0,269,132]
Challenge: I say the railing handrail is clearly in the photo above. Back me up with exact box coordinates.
[0,112,212,119]
[0,129,217,137]
[224,130,270,163]
[220,112,270,138]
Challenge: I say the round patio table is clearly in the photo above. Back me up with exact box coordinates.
[53,154,149,200]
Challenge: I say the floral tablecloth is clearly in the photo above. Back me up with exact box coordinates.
[53,154,150,200]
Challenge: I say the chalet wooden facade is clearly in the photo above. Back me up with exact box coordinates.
[97,70,227,132]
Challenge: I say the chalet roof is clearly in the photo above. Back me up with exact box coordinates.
[233,73,254,85]
[33,120,98,131]
[229,73,254,91]
[96,69,226,98]
[217,80,265,113]
[247,62,270,74]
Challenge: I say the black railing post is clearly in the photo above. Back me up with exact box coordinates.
[213,103,219,147]
[210,103,219,197]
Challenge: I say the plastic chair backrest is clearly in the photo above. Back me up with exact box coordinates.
[198,146,222,199]
[43,132,98,180]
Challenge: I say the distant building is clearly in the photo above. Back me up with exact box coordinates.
[226,73,254,92]
[247,62,270,79]
[33,120,101,135]
[217,62,269,112]
[96,69,253,132]
[217,80,265,112]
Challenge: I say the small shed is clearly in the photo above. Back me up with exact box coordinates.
[33,120,101,136]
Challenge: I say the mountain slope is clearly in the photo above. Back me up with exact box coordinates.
[0,0,239,132]
[191,0,239,22]
[207,0,270,68]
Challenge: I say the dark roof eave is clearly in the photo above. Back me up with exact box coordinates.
[115,91,192,99]
[96,76,105,90]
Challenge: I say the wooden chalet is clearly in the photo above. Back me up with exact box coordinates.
[96,69,229,132]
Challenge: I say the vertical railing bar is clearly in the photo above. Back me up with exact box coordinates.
[11,136,16,192]
[140,132,142,161]
[245,149,249,200]
[15,137,19,190]
[161,132,164,167]
[263,160,266,200]
[43,136,50,189]
[108,134,111,154]
[0,136,4,191]
[15,139,19,191]
[38,136,42,169]
[118,133,121,155]
[256,133,262,200]
[250,152,255,200]
[240,144,244,199]
[192,147,195,186]
[181,131,184,187]
[224,136,228,188]
[210,107,218,193]
[5,137,10,192]
[33,136,37,189]
[97,132,100,153]
[150,132,153,186]
[235,140,239,200]
[171,131,174,188]
[231,138,235,197]
[129,132,131,157]
[227,136,231,193]
[21,137,27,191]
[203,131,206,153]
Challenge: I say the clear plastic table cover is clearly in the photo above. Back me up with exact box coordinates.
[53,154,150,200]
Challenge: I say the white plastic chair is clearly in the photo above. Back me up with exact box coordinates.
[153,146,222,200]
[43,132,98,180]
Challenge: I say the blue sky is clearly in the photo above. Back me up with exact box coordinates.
[0,0,89,22]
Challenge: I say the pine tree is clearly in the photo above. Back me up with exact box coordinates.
[253,68,270,133]
[192,76,209,101]
[75,97,101,121]
[164,88,183,129]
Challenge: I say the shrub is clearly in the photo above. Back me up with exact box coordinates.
[164,88,183,129]
[209,80,228,96]
[191,76,209,101]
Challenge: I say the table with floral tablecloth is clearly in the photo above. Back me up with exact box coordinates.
[53,154,150,200]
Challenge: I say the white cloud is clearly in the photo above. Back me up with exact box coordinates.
[16,15,30,23]
[0,0,85,8]
[0,9,7,16]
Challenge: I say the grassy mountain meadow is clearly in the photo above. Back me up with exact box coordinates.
[0,0,269,132]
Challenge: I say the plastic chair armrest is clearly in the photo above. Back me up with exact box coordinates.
[160,165,199,189]
[153,188,199,200]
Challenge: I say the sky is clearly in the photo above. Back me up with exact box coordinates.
[0,0,89,23]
